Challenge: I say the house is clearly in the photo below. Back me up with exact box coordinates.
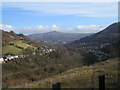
[49,49,52,52]
[0,58,4,63]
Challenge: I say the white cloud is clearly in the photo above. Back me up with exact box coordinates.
[17,25,67,34]
[0,24,107,34]
[0,24,15,31]
[15,24,107,34]
[75,25,107,33]
[50,24,60,31]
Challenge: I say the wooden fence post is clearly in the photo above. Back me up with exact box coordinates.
[99,75,105,90]
[52,82,61,90]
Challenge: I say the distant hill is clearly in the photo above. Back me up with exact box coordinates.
[27,31,92,42]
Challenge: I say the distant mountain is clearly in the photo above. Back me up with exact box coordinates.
[27,31,92,42]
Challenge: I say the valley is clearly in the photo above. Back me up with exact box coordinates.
[1,2,119,89]
[1,22,120,88]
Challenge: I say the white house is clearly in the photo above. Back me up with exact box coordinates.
[0,58,4,63]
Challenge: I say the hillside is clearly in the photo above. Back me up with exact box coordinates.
[2,49,85,88]
[27,31,92,42]
[20,58,119,88]
[3,30,85,88]
[1,30,37,55]
[67,22,120,62]
[68,22,119,49]
[1,30,85,88]
[2,30,28,46]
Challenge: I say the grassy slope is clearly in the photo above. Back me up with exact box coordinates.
[2,45,23,55]
[3,40,36,55]
[10,40,35,49]
[21,58,119,88]
[2,30,37,55]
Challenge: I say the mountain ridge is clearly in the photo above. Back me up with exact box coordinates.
[27,31,92,42]
[68,22,119,47]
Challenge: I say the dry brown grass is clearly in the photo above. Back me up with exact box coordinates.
[18,58,119,88]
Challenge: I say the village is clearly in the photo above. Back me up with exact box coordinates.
[79,42,110,61]
[0,46,55,63]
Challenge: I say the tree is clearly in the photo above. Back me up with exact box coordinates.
[10,31,15,34]
[83,52,98,65]
[23,47,33,55]
[18,33,24,37]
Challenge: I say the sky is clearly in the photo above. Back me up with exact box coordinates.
[0,2,118,34]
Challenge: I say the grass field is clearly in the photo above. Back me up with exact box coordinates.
[9,40,35,49]
[2,45,23,55]
[2,40,36,55]
[21,58,119,88]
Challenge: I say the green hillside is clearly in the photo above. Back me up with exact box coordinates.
[9,40,35,49]
[1,30,37,55]
[2,45,23,55]
[21,58,118,88]
[2,40,36,55]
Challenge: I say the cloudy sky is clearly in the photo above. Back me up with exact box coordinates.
[0,2,118,34]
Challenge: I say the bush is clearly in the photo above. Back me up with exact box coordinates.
[83,52,98,65]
